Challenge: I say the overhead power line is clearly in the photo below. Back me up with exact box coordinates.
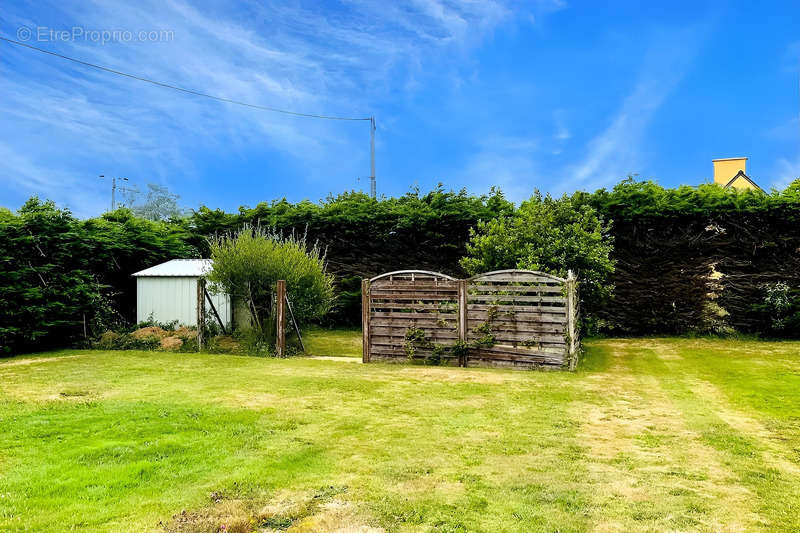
[0,35,371,121]
[0,34,379,197]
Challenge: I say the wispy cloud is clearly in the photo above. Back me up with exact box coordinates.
[461,134,541,202]
[773,157,800,189]
[553,109,570,142]
[563,26,704,191]
[0,0,533,215]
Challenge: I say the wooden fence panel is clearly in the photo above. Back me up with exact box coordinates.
[366,270,461,365]
[465,270,571,369]
[362,269,580,370]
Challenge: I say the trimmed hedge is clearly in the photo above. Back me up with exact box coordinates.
[2,178,799,354]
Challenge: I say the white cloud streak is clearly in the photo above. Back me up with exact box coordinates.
[563,27,704,192]
[0,0,528,215]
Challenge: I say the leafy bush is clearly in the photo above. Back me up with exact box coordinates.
[460,191,615,333]
[95,331,161,351]
[752,281,800,336]
[191,186,514,324]
[206,224,334,342]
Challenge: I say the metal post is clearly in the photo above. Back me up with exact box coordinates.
[369,116,376,198]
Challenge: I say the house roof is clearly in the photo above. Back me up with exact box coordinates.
[724,170,763,191]
[132,259,211,277]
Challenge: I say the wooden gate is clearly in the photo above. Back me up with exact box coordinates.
[362,269,579,370]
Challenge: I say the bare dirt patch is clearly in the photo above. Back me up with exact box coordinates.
[161,487,381,533]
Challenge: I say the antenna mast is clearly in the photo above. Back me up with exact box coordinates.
[369,116,376,198]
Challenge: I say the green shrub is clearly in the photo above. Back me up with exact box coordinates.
[460,191,615,334]
[206,224,334,344]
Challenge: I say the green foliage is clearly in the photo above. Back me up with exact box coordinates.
[587,177,800,219]
[0,198,197,355]
[460,191,615,332]
[206,224,334,342]
[752,281,800,336]
[191,186,514,324]
[0,199,99,354]
[403,307,498,366]
[586,178,800,336]
[4,176,800,353]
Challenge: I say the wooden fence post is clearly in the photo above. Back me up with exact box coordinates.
[566,270,578,370]
[362,279,370,363]
[197,278,206,351]
[276,280,286,357]
[458,279,468,367]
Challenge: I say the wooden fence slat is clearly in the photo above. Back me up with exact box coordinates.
[468,285,565,294]
[371,325,459,335]
[468,331,567,344]
[467,294,566,304]
[371,317,458,328]
[276,280,286,358]
[370,302,459,311]
[371,281,459,290]
[466,311,567,323]
[566,270,579,370]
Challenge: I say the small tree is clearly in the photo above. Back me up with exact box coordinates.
[206,225,334,341]
[460,191,615,333]
[131,184,185,221]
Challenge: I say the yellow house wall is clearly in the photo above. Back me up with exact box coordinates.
[713,158,747,185]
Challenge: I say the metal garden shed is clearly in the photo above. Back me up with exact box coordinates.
[132,259,232,327]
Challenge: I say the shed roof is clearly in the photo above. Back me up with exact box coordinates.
[132,259,211,277]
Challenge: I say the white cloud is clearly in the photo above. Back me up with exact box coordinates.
[563,27,704,191]
[553,110,570,141]
[0,0,538,215]
[460,134,541,202]
[773,157,800,189]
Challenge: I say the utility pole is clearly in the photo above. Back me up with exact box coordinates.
[99,175,128,211]
[369,116,376,199]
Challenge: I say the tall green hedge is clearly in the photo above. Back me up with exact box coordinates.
[585,179,800,336]
[3,179,799,354]
[0,199,197,354]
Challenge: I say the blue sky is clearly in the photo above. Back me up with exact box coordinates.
[1,1,799,216]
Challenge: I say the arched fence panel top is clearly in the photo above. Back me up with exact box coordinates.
[369,270,457,283]
[467,269,567,284]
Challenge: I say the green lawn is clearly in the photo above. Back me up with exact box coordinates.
[302,326,362,358]
[1,337,799,532]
